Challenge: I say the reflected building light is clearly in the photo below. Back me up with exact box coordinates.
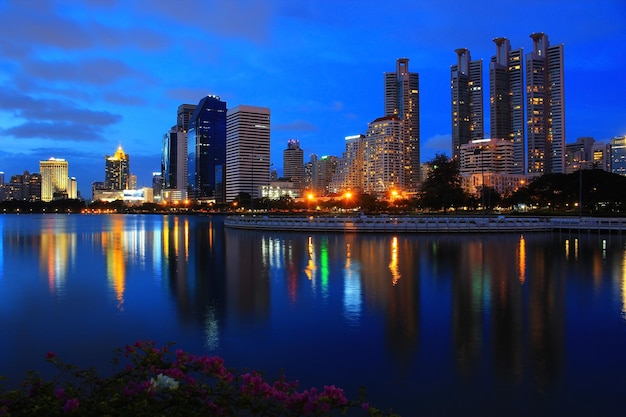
[204,304,220,351]
[105,217,126,312]
[152,224,162,285]
[184,218,189,261]
[304,236,317,284]
[602,239,607,260]
[565,239,570,260]
[389,236,401,286]
[173,217,179,257]
[518,234,526,284]
[41,232,71,295]
[343,242,362,327]
[575,238,579,261]
[320,237,329,298]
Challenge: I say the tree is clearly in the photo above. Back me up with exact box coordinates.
[419,154,467,212]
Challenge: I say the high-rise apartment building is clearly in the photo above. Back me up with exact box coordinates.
[105,145,130,190]
[610,136,626,175]
[225,105,271,203]
[490,38,524,173]
[40,157,68,202]
[283,139,304,189]
[188,95,227,201]
[385,58,420,188]
[451,48,484,160]
[363,115,405,196]
[526,33,565,175]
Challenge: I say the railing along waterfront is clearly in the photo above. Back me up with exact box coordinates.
[223,215,626,233]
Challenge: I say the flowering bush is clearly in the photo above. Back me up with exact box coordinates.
[0,340,398,416]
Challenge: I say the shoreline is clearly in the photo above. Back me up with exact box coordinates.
[224,214,626,233]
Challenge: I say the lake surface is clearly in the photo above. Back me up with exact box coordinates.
[0,214,625,416]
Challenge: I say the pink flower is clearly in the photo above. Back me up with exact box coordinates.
[45,351,56,359]
[62,398,79,413]
[362,402,370,410]
[54,388,66,399]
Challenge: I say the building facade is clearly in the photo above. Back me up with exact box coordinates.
[283,139,304,190]
[329,134,364,194]
[40,157,68,202]
[385,58,420,189]
[188,95,227,201]
[225,105,271,203]
[451,48,484,160]
[105,145,130,190]
[162,127,188,200]
[526,33,565,174]
[490,38,524,174]
[363,116,405,196]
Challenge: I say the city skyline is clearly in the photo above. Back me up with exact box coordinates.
[0,1,624,198]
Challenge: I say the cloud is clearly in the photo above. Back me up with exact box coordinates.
[2,121,108,142]
[22,58,144,86]
[273,120,318,132]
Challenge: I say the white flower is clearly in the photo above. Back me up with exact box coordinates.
[150,373,179,390]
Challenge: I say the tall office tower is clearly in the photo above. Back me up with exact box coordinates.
[526,33,565,175]
[329,134,365,193]
[152,172,163,197]
[177,104,197,132]
[225,105,271,203]
[384,58,420,188]
[40,157,68,202]
[162,126,188,199]
[451,48,484,160]
[363,115,405,196]
[490,38,525,173]
[105,145,130,190]
[188,95,227,201]
[283,139,304,189]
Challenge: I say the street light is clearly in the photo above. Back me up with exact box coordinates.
[474,148,485,213]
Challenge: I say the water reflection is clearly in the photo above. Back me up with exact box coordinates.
[3,216,626,416]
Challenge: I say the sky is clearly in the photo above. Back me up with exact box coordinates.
[1,0,625,199]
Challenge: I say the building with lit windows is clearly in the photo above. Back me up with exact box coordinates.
[283,139,304,190]
[105,145,130,190]
[490,38,524,173]
[459,138,526,196]
[610,135,626,176]
[40,157,68,202]
[188,95,226,201]
[385,58,420,188]
[162,126,188,201]
[526,33,565,174]
[451,48,483,160]
[225,105,271,203]
[363,115,405,196]
[329,134,364,194]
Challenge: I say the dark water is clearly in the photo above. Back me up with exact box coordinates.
[1,214,625,416]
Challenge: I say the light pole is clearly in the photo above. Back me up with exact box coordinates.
[251,145,261,212]
[474,148,485,213]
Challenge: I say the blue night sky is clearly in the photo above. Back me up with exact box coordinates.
[0,0,625,198]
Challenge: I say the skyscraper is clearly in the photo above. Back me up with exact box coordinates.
[283,139,304,189]
[225,105,271,203]
[40,157,68,202]
[105,145,130,190]
[526,33,565,174]
[162,126,188,200]
[177,104,197,132]
[490,38,524,174]
[188,95,227,201]
[384,58,420,188]
[451,48,484,160]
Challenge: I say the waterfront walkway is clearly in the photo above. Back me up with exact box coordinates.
[224,215,626,233]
